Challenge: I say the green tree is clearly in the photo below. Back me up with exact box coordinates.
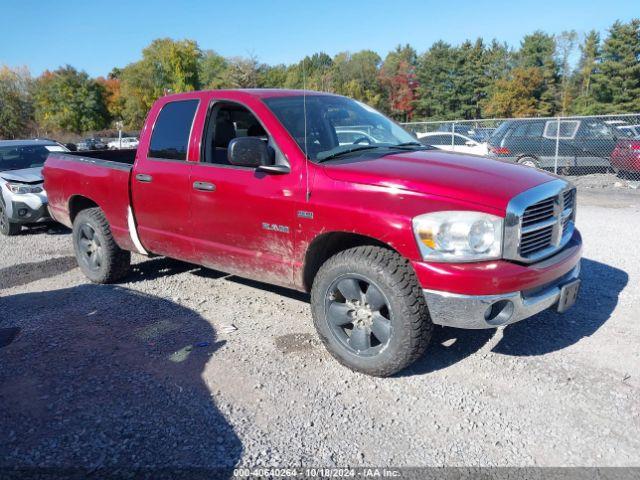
[378,45,418,121]
[572,30,601,114]
[330,50,382,107]
[285,52,333,90]
[0,66,33,139]
[120,38,201,128]
[259,64,289,88]
[483,67,545,118]
[591,19,640,112]
[199,50,228,89]
[33,65,109,134]
[517,31,559,115]
[556,30,578,114]
[480,40,514,117]
[221,55,263,88]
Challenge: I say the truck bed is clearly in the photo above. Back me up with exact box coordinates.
[43,150,138,252]
[62,149,137,168]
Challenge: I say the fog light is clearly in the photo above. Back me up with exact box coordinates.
[484,299,515,326]
[18,209,28,217]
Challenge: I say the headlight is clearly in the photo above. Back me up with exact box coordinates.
[413,211,503,262]
[5,182,43,194]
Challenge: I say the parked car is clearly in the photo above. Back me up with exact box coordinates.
[107,137,139,150]
[417,132,488,155]
[44,89,581,377]
[0,139,68,235]
[616,125,640,138]
[76,138,107,151]
[468,127,496,142]
[336,130,380,146]
[487,118,620,171]
[436,123,476,137]
[611,138,640,174]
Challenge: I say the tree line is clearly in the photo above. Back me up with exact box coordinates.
[1,18,639,139]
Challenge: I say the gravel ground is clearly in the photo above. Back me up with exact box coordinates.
[1,188,639,474]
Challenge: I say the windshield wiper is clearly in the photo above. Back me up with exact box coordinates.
[316,145,381,162]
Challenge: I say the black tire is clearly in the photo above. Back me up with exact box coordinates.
[311,246,432,377]
[0,202,21,236]
[72,207,131,283]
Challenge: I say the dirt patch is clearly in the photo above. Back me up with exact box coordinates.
[274,333,319,354]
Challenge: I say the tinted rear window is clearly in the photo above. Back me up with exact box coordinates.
[149,100,199,160]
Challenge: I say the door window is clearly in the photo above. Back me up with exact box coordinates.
[453,135,469,146]
[423,134,449,145]
[149,100,199,160]
[543,120,580,140]
[202,101,273,166]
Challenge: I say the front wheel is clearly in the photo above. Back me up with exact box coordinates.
[311,246,432,377]
[0,203,21,236]
[72,207,131,283]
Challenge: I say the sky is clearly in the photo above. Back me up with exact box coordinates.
[1,0,638,78]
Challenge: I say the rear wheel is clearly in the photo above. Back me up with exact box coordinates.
[517,156,539,169]
[72,207,131,283]
[311,246,432,377]
[0,203,21,236]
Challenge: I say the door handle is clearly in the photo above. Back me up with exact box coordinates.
[136,173,153,183]
[193,181,216,192]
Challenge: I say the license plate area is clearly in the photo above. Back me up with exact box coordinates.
[557,279,581,313]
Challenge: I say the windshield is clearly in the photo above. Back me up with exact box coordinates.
[0,145,61,172]
[263,95,419,161]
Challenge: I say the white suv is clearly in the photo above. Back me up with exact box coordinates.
[107,137,139,150]
[0,140,68,235]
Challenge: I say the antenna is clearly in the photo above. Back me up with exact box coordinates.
[303,58,310,202]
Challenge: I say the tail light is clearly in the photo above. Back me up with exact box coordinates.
[630,141,640,151]
[489,146,511,155]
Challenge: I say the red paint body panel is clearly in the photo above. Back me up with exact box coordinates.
[43,159,136,252]
[413,230,582,295]
[611,140,640,172]
[43,89,582,295]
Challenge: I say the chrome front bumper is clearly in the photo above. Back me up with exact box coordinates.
[423,263,581,329]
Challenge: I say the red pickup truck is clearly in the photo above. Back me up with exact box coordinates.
[43,89,582,376]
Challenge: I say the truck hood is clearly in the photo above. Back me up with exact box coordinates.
[0,167,44,183]
[322,150,557,212]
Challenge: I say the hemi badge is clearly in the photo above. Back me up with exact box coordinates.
[297,210,314,219]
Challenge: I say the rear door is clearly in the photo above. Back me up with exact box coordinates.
[131,98,199,259]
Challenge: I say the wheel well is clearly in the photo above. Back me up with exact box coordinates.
[302,232,396,292]
[68,196,99,223]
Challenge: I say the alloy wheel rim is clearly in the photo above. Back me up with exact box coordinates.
[78,223,103,271]
[325,274,393,357]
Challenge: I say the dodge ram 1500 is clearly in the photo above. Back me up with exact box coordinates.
[43,89,582,376]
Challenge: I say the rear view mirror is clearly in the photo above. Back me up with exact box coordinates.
[227,137,273,168]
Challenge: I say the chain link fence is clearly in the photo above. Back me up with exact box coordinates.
[401,114,640,184]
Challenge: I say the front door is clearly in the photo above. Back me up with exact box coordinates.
[188,100,297,287]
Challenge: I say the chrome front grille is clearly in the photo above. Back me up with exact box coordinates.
[504,180,576,264]
[520,224,554,256]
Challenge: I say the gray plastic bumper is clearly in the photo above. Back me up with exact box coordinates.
[423,263,581,329]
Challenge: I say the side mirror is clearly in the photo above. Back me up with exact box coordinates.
[465,140,476,147]
[227,137,273,168]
